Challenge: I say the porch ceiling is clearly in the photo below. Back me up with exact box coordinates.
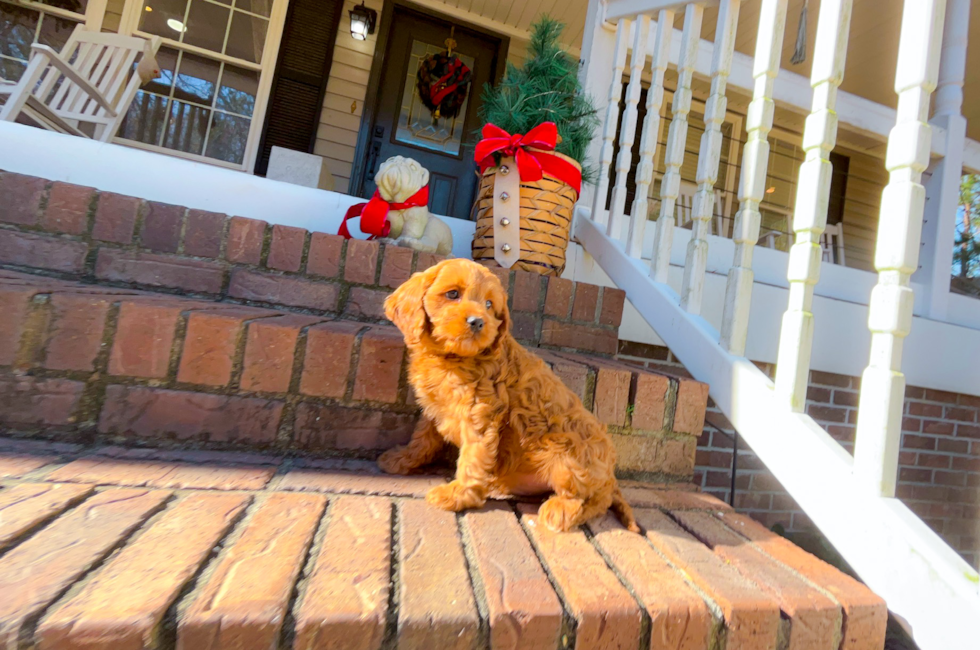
[438,0,980,142]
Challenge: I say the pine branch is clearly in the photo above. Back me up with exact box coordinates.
[478,15,598,176]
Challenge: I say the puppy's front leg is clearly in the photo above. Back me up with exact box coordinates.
[378,418,444,475]
[426,420,499,511]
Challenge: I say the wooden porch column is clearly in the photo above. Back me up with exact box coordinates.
[914,0,970,319]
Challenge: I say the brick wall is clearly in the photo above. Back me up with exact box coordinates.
[0,271,707,479]
[618,340,980,569]
[0,172,622,357]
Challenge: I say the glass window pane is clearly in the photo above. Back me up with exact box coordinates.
[205,111,248,164]
[183,0,229,53]
[394,39,474,156]
[163,99,210,154]
[224,11,265,63]
[215,64,256,116]
[0,56,27,83]
[37,13,77,51]
[138,0,188,38]
[235,0,270,17]
[119,90,170,145]
[174,51,218,106]
[1,3,39,63]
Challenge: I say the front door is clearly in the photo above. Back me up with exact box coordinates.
[358,6,503,220]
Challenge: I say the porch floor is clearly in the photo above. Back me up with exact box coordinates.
[0,437,886,650]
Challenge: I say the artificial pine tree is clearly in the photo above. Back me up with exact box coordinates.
[478,16,598,173]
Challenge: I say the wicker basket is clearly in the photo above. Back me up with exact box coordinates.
[471,150,580,276]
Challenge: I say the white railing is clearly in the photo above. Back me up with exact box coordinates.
[576,1,980,648]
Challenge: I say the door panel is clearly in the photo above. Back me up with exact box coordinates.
[360,7,502,220]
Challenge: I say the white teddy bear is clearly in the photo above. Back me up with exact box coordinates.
[375,156,453,257]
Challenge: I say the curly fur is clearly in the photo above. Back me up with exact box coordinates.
[378,258,639,533]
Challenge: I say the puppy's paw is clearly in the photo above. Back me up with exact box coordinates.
[538,496,585,532]
[377,447,417,475]
[426,481,485,511]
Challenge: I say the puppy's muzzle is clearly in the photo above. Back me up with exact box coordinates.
[466,316,484,333]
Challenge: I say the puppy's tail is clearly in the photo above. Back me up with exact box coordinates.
[610,485,641,533]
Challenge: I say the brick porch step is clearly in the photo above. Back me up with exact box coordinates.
[0,270,707,481]
[0,437,886,650]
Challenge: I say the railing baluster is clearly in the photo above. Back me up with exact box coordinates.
[651,3,704,283]
[627,9,674,259]
[607,14,651,241]
[606,14,650,239]
[720,0,790,355]
[853,0,946,497]
[591,18,630,229]
[680,0,741,314]
[773,0,853,411]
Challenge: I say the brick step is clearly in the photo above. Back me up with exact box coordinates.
[0,438,887,650]
[0,270,708,481]
[0,172,625,356]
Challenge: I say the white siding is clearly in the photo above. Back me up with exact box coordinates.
[314,0,382,194]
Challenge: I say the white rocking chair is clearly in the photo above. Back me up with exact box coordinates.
[821,222,846,265]
[675,182,726,236]
[0,26,161,143]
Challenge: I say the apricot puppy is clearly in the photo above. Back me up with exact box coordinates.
[378,258,639,533]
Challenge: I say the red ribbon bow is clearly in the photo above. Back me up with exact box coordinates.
[338,186,430,240]
[473,122,581,194]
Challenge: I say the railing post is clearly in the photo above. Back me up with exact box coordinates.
[773,0,852,411]
[591,18,630,229]
[626,9,674,259]
[913,0,969,320]
[720,0,790,355]
[577,0,618,214]
[651,3,703,283]
[607,14,651,242]
[680,0,741,315]
[854,0,947,498]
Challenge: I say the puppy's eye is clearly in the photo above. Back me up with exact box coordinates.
[485,300,492,309]
[445,290,459,300]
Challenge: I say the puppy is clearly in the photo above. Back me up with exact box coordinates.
[378,258,639,533]
[375,156,453,256]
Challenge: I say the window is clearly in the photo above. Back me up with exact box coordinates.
[115,0,283,170]
[0,0,88,83]
[606,83,741,235]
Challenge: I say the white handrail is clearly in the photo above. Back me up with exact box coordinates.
[591,18,630,230]
[607,14,650,242]
[577,0,980,644]
[720,0,789,356]
[626,9,674,259]
[853,0,947,497]
[651,3,703,283]
[679,0,740,315]
[773,0,853,412]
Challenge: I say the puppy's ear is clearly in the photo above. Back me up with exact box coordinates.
[489,283,511,353]
[384,264,440,345]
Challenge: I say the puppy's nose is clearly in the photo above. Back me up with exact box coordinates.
[467,316,484,332]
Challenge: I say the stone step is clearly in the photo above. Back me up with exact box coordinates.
[0,171,625,357]
[0,270,707,481]
[0,438,887,650]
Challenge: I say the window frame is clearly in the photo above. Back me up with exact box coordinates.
[0,0,108,79]
[113,0,288,172]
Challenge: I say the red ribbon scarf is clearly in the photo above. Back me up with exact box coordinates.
[338,186,430,240]
[473,122,582,194]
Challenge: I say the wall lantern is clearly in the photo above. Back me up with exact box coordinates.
[349,2,377,41]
